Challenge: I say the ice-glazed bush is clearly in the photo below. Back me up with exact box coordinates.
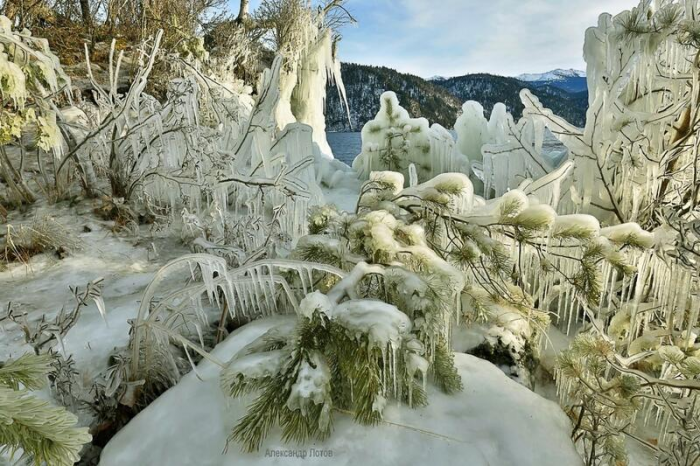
[0,16,68,151]
[216,159,652,450]
[522,1,700,230]
[222,284,437,452]
[464,102,559,199]
[353,91,470,183]
[0,15,72,205]
[454,101,489,165]
[494,2,700,463]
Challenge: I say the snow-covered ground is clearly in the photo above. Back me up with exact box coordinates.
[99,317,582,466]
[0,201,190,425]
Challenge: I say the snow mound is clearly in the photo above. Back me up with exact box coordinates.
[99,318,581,466]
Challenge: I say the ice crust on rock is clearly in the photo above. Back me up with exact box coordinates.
[331,299,412,349]
[223,350,287,381]
[286,350,332,429]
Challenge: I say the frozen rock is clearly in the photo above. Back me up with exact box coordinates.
[100,318,582,466]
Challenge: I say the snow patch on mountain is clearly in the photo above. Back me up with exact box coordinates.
[517,69,586,82]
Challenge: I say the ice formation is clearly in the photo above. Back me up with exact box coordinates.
[285,350,332,427]
[272,9,348,160]
[395,172,475,219]
[18,1,350,260]
[463,11,700,454]
[453,101,553,198]
[327,299,412,349]
[0,14,75,206]
[501,7,700,432]
[454,101,489,164]
[452,98,568,201]
[480,114,553,198]
[353,92,470,183]
[223,350,287,381]
[518,1,700,227]
[126,253,347,383]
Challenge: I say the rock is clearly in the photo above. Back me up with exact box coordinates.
[100,317,582,466]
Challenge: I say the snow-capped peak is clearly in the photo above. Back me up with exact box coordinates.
[516,69,586,82]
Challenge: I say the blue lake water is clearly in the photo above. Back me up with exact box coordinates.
[327,132,362,166]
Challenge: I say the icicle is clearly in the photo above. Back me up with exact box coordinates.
[408,163,418,187]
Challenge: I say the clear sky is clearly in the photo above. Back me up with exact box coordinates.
[233,0,640,78]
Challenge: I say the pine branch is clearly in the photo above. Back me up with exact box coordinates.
[0,353,53,391]
[0,387,91,466]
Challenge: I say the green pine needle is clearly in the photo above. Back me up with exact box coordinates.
[0,353,53,391]
[0,387,91,466]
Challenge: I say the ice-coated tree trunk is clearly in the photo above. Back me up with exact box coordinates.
[236,0,250,25]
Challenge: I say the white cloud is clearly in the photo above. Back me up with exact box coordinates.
[338,0,639,77]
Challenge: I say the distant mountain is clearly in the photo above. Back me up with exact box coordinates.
[433,73,588,126]
[325,63,462,132]
[516,68,588,93]
[517,68,585,81]
[325,64,589,133]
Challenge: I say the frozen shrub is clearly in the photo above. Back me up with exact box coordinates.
[353,92,470,183]
[220,156,651,450]
[501,2,700,463]
[0,15,74,205]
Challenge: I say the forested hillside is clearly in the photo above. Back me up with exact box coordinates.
[326,64,588,131]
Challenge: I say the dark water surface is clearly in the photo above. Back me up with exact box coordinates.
[327,132,362,166]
